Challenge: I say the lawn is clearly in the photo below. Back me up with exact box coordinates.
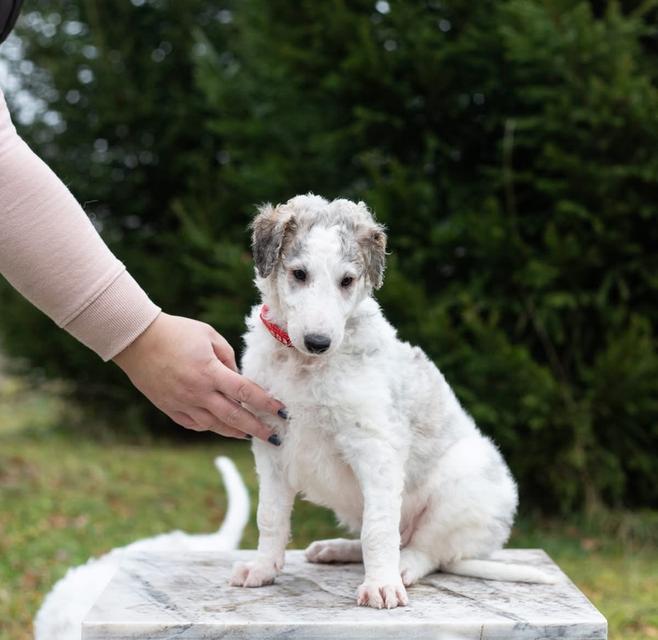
[0,378,656,640]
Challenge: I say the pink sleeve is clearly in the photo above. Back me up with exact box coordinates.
[0,88,161,361]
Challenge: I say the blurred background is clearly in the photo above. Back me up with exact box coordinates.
[0,0,656,638]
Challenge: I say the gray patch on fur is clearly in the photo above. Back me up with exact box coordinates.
[251,204,297,278]
[284,238,308,263]
[250,195,387,288]
[358,226,387,289]
[338,227,362,267]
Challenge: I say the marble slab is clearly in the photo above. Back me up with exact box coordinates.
[82,549,607,639]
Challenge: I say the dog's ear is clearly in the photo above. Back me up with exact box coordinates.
[358,221,387,290]
[251,203,296,278]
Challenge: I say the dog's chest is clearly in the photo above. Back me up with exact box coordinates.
[245,337,368,416]
[279,420,360,514]
[248,348,364,516]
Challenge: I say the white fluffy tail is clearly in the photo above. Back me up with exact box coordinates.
[33,456,250,640]
[213,456,250,549]
[443,559,558,584]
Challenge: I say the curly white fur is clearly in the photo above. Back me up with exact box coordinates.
[230,194,554,610]
[34,457,249,639]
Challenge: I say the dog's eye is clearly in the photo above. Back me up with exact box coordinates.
[340,276,354,288]
[292,269,307,282]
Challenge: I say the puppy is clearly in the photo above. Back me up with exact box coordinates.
[230,194,551,609]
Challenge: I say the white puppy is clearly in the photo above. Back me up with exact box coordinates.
[230,194,551,610]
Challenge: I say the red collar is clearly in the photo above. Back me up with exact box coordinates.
[259,304,293,348]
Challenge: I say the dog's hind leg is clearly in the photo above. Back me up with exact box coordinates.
[305,539,362,564]
[399,547,438,586]
[399,437,517,586]
[398,504,440,586]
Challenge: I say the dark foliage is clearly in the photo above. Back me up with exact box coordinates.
[1,0,657,512]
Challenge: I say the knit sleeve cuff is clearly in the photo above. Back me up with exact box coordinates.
[62,269,161,361]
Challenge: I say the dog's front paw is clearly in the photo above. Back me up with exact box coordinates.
[356,578,408,609]
[229,560,277,588]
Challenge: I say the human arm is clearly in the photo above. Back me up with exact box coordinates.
[0,87,160,360]
[0,87,285,440]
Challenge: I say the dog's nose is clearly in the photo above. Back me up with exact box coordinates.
[304,333,331,354]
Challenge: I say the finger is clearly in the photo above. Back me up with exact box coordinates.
[218,425,252,439]
[188,407,251,440]
[212,363,286,418]
[214,424,252,440]
[169,410,203,431]
[205,393,276,442]
[211,334,238,373]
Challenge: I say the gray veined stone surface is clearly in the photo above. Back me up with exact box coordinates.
[82,549,607,639]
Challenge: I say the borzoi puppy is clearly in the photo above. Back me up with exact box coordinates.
[230,194,552,609]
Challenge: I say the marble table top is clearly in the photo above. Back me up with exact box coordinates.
[82,549,607,639]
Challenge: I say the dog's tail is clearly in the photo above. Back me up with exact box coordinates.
[442,559,558,584]
[213,456,251,549]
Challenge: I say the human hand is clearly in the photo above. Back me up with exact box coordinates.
[113,312,285,443]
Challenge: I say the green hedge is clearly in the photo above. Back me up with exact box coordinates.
[1,0,657,512]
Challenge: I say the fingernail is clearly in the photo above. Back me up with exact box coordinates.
[277,408,289,420]
[268,433,282,446]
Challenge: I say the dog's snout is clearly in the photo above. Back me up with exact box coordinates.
[304,333,331,354]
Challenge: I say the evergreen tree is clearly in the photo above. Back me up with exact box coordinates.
[2,0,656,511]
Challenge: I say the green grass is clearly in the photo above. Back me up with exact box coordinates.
[0,380,656,639]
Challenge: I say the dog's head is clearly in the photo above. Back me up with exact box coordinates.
[251,194,387,356]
